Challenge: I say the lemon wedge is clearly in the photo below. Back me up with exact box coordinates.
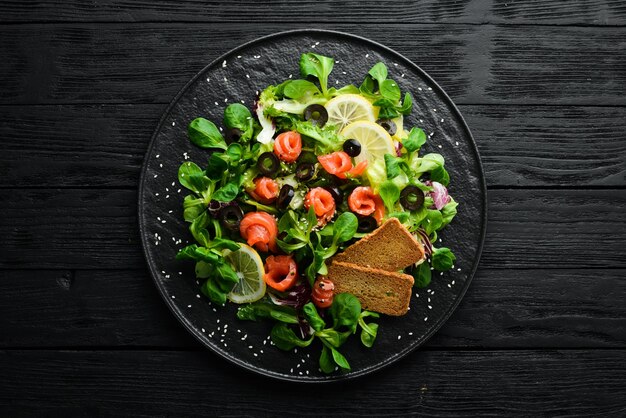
[341,121,395,165]
[224,244,266,304]
[324,94,376,132]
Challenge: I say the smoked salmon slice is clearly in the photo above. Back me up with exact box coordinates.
[318,151,352,176]
[348,186,385,224]
[264,255,299,291]
[249,177,279,204]
[273,131,302,163]
[304,187,336,225]
[239,211,278,253]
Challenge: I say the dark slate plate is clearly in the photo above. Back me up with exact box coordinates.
[138,30,487,382]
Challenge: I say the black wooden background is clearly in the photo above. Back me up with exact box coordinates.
[1,1,625,416]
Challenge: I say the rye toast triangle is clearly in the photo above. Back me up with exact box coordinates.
[328,261,414,316]
[333,217,425,271]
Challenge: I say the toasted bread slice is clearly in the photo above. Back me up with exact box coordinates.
[333,217,425,271]
[327,261,414,316]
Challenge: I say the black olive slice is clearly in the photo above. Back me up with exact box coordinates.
[295,162,316,181]
[257,152,280,176]
[218,204,244,232]
[304,104,329,127]
[277,184,295,209]
[225,127,243,143]
[357,216,378,233]
[342,139,362,157]
[400,185,425,211]
[376,119,397,136]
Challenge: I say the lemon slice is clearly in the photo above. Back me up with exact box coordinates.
[224,244,266,304]
[341,121,395,165]
[324,94,376,132]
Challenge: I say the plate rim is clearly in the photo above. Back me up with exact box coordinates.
[138,28,488,383]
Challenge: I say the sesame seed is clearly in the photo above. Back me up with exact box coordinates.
[155,193,159,196]
[393,63,398,66]
[196,294,200,298]
[161,220,166,224]
[253,353,258,357]
[441,118,444,123]
[165,195,169,199]
[440,272,444,276]
[428,87,432,91]
[401,73,405,78]
[202,328,205,332]
[214,101,219,106]
[240,100,245,104]
[223,77,228,82]
[458,268,462,271]
[187,304,191,308]
[224,98,228,103]
[237,55,241,59]
[290,368,294,373]
[248,345,253,349]
[289,74,293,78]
[438,145,442,149]
[418,87,422,91]
[455,141,459,146]
[171,295,175,299]
[172,122,175,126]
[154,174,158,178]
[311,44,316,49]
[156,154,160,158]
[335,80,339,84]
[168,210,173,214]
[246,74,250,78]
[365,54,369,57]
[448,284,452,288]
[452,280,455,285]
[254,55,260,59]
[428,305,432,309]
[397,335,401,340]
[206,78,210,82]
[222,60,227,67]
[424,317,428,321]
[315,41,320,45]
[428,298,431,302]
[408,332,413,336]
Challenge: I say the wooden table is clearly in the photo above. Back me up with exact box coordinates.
[1,1,625,415]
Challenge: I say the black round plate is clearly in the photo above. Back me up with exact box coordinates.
[138,30,487,382]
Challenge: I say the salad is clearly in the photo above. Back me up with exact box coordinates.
[175,52,458,373]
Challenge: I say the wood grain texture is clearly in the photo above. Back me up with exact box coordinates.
[0,349,624,416]
[1,269,624,349]
[0,0,625,25]
[1,24,625,105]
[2,104,625,188]
[0,189,624,270]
